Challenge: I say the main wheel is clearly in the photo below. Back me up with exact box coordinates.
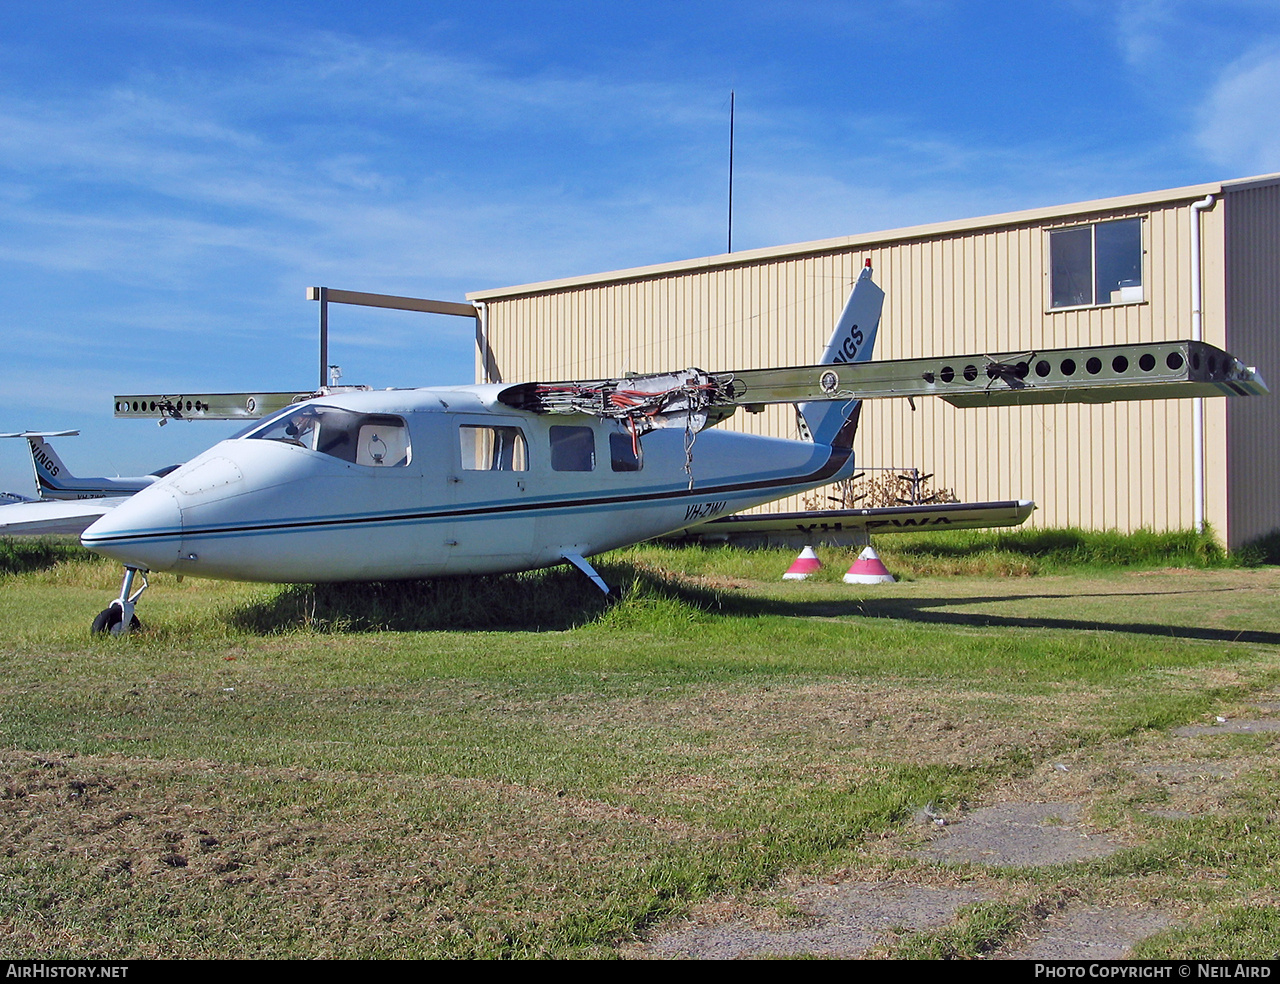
[91,606,141,635]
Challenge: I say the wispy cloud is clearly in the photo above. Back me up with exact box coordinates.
[1196,43,1280,174]
[1111,0,1280,166]
[1113,0,1183,69]
[0,28,738,299]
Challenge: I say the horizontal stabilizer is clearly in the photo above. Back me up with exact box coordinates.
[667,499,1035,548]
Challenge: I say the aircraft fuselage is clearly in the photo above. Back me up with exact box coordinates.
[81,385,854,582]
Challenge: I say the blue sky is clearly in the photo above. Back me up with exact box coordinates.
[3,0,1280,492]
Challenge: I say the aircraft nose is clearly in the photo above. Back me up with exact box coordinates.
[81,485,184,571]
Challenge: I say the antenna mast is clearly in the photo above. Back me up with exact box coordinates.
[727,90,735,253]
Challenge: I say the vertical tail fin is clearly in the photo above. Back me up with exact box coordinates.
[27,434,73,494]
[798,261,884,448]
[0,431,154,499]
[0,431,78,497]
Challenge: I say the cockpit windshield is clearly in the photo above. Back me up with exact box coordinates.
[241,406,411,466]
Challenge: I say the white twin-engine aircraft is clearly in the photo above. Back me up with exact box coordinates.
[49,264,1268,632]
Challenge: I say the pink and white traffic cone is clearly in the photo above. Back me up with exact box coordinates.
[843,545,896,584]
[783,546,822,580]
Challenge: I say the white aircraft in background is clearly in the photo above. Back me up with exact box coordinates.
[1,430,179,499]
[3,265,1265,633]
[0,431,182,536]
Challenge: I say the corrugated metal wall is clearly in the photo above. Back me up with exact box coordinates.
[855,200,1214,536]
[477,183,1277,546]
[1226,183,1280,547]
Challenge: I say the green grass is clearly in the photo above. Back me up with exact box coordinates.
[637,525,1239,580]
[892,900,1035,960]
[856,525,1232,576]
[0,535,93,576]
[1,532,1279,957]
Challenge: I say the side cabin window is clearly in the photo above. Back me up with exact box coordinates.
[245,406,411,466]
[1049,217,1144,309]
[550,425,595,472]
[460,425,528,471]
[609,432,642,472]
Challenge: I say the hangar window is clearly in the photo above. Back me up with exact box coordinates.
[245,406,411,466]
[1049,217,1144,309]
[460,425,528,471]
[550,426,595,472]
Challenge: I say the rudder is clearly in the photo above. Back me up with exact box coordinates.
[798,261,884,448]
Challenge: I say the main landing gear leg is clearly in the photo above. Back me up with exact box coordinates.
[91,566,149,635]
[562,553,612,597]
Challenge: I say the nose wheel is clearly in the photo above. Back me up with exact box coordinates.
[92,566,148,635]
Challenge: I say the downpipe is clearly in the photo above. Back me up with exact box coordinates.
[1190,194,1215,533]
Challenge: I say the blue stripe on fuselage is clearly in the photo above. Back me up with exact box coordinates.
[83,450,849,547]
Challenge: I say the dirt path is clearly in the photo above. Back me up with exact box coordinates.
[633,696,1280,959]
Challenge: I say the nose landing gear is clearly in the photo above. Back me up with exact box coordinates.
[91,566,149,635]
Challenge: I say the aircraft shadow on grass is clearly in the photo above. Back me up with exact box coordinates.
[739,586,1280,648]
[7,537,1272,643]
[225,563,721,634]
[224,565,1280,646]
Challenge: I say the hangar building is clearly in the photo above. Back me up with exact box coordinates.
[468,174,1280,549]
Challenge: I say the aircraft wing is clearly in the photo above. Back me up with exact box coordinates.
[497,339,1266,425]
[111,392,313,421]
[0,497,127,536]
[718,340,1267,408]
[668,499,1036,548]
[112,340,1265,427]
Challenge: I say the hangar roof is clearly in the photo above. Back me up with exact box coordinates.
[468,172,1280,302]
